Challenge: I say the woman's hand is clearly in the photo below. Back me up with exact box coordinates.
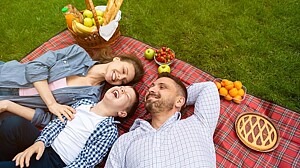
[32,80,76,122]
[0,100,10,113]
[48,102,76,122]
[13,141,45,168]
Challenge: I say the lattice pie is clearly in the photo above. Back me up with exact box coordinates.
[235,112,280,152]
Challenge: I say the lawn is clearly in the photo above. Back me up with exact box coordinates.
[0,0,299,112]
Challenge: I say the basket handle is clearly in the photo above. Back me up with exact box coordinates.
[85,0,100,30]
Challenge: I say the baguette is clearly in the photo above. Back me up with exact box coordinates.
[103,0,124,25]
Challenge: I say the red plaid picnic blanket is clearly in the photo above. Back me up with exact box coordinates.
[22,30,300,167]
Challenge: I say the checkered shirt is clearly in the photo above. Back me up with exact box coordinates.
[36,99,119,168]
[105,82,220,168]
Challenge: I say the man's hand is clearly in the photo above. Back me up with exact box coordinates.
[0,100,10,113]
[13,141,45,168]
[48,102,76,122]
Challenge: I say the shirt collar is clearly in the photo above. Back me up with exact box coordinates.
[130,111,181,131]
[107,116,120,124]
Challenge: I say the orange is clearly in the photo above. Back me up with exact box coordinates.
[229,88,238,97]
[238,88,245,96]
[233,95,242,104]
[214,81,221,89]
[225,81,234,90]
[219,87,228,96]
[234,81,243,90]
[221,79,229,87]
[224,94,233,101]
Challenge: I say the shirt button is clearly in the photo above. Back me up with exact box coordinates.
[82,73,85,75]
[63,61,67,64]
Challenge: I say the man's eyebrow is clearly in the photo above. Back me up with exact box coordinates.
[158,82,168,87]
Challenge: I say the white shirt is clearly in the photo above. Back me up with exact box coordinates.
[105,82,220,168]
[52,104,107,165]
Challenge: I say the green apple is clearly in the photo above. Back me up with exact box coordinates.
[158,65,171,74]
[83,10,93,18]
[84,18,93,27]
[97,16,104,25]
[92,16,104,26]
[96,10,104,17]
[144,48,155,60]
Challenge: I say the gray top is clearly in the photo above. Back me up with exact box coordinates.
[0,44,104,126]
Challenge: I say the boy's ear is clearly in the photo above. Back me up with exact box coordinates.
[117,110,127,118]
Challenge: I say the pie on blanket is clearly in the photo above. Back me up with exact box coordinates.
[235,112,280,152]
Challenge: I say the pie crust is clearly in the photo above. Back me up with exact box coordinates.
[235,112,280,152]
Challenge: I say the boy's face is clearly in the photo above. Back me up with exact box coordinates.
[103,86,136,112]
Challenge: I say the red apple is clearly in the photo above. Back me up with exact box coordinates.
[158,64,171,74]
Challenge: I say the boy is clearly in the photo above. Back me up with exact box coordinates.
[0,86,139,168]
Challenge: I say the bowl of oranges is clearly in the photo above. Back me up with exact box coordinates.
[214,78,247,104]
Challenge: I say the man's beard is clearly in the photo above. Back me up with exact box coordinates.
[145,94,174,113]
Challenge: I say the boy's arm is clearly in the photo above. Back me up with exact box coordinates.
[36,117,67,147]
[186,82,220,134]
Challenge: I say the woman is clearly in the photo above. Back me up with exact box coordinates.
[0,44,144,126]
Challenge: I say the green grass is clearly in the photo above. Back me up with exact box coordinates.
[0,0,299,112]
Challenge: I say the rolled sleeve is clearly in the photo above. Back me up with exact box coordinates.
[25,44,87,83]
[31,108,55,127]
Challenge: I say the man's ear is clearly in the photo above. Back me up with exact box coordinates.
[175,96,185,109]
[113,57,121,61]
[117,110,127,118]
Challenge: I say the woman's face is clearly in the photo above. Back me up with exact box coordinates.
[105,58,135,85]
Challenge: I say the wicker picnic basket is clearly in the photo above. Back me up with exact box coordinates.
[68,0,121,50]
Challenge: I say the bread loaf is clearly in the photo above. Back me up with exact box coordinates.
[103,0,124,25]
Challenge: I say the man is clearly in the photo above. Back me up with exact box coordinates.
[0,86,139,168]
[105,73,220,167]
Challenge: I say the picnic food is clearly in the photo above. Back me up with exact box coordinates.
[214,79,246,104]
[82,9,105,27]
[62,5,84,30]
[103,0,124,25]
[158,65,171,74]
[83,9,93,18]
[72,20,97,36]
[144,48,155,60]
[235,112,280,152]
[154,47,175,65]
[84,18,93,27]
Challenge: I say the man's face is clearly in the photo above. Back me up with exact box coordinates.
[145,77,178,113]
[103,86,136,112]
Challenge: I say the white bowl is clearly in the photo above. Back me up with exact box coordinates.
[153,48,175,66]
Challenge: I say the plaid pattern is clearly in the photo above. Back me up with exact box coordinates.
[23,30,300,168]
[36,98,118,167]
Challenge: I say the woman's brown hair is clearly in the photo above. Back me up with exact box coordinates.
[92,47,144,85]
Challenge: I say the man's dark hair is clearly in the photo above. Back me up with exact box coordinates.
[158,72,187,108]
